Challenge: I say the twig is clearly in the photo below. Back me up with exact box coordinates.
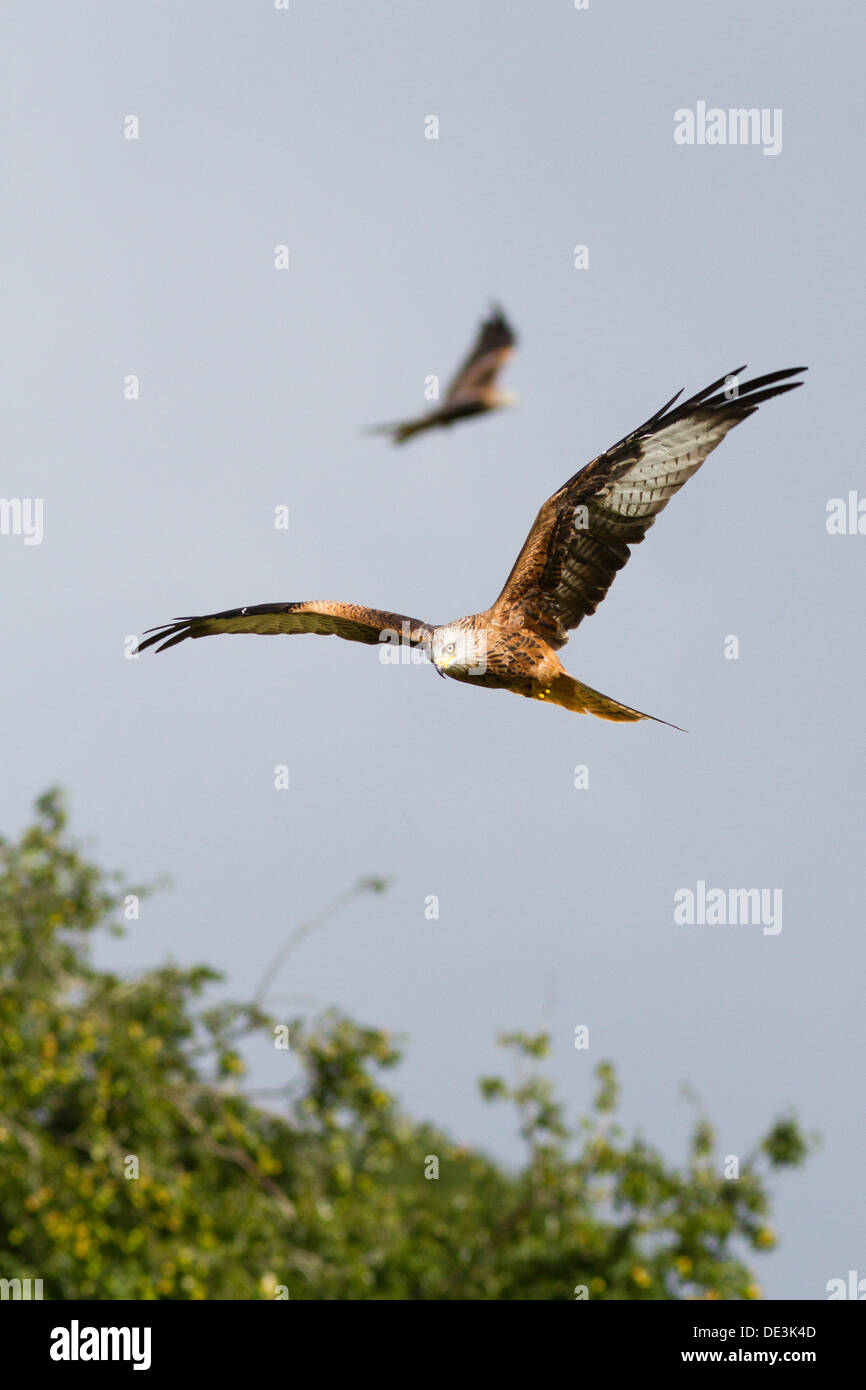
[252,877,389,1008]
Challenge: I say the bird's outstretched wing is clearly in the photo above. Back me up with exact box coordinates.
[137,601,432,654]
[442,304,517,406]
[490,366,806,648]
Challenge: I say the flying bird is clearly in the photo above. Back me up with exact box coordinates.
[138,365,805,726]
[367,305,518,444]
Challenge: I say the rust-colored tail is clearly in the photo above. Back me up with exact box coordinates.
[535,673,685,730]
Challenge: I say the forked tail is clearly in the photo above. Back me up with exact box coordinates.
[537,673,685,730]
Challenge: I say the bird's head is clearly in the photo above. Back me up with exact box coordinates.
[431,625,488,677]
[494,389,520,410]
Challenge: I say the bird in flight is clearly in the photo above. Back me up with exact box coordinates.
[367,305,518,444]
[139,365,805,726]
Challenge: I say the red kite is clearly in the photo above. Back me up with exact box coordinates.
[367,306,517,444]
[139,365,805,725]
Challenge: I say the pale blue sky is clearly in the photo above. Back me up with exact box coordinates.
[4,0,865,1299]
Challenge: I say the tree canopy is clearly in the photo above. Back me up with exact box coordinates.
[0,790,809,1300]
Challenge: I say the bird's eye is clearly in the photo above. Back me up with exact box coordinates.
[445,642,455,654]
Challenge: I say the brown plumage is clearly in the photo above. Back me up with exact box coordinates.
[139,364,806,725]
[139,601,431,654]
[367,306,517,444]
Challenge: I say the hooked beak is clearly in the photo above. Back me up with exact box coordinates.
[423,638,447,678]
[425,636,447,678]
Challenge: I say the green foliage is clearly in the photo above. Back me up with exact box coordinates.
[0,791,811,1300]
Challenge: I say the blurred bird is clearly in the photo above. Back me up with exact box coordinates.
[367,305,518,444]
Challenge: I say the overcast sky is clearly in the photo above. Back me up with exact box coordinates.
[4,1,865,1300]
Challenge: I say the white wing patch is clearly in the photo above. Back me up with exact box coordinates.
[600,417,739,520]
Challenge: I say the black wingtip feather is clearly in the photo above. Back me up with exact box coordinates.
[656,365,807,429]
[731,380,804,409]
[135,621,195,654]
[155,629,194,653]
[677,366,748,413]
